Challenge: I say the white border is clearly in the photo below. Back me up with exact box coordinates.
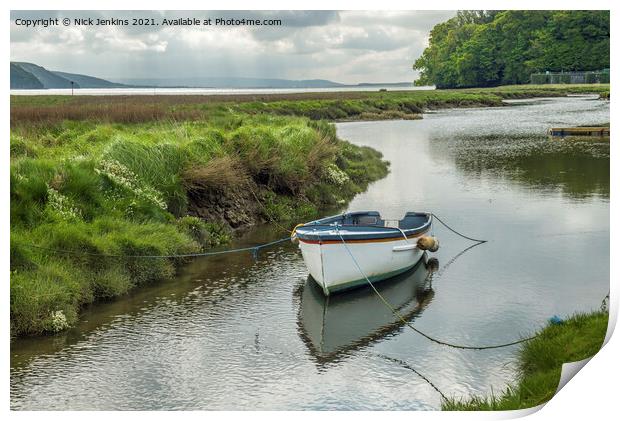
[4,1,617,420]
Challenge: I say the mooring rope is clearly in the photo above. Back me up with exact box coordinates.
[238,339,450,402]
[430,241,485,280]
[373,353,449,401]
[17,236,291,259]
[335,226,539,350]
[430,213,488,244]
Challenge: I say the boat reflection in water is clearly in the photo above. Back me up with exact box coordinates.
[297,255,437,363]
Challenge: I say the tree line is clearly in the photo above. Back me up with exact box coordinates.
[414,10,610,88]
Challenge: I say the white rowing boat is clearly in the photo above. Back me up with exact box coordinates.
[292,211,439,295]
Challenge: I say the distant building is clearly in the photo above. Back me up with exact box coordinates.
[531,69,609,84]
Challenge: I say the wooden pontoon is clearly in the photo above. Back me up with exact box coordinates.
[548,127,609,137]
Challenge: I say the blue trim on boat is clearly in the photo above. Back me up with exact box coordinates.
[296,211,432,242]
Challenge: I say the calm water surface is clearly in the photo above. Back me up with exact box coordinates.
[10,96,609,410]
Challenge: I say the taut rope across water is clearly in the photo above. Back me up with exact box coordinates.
[18,236,291,259]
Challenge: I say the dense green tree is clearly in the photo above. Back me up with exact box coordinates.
[414,10,609,88]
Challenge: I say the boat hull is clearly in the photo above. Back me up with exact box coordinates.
[298,235,427,295]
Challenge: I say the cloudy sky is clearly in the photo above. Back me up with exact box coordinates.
[10,10,455,84]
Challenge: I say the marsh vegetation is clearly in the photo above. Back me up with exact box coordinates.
[10,85,608,336]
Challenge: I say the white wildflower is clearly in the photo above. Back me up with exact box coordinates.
[46,186,81,220]
[96,159,167,210]
[49,310,69,332]
[324,164,350,186]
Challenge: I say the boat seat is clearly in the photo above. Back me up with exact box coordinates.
[354,215,381,225]
[398,212,429,230]
[341,211,384,226]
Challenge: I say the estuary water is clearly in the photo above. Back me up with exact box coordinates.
[10,96,610,410]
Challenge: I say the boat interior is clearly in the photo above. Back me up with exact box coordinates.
[315,211,430,230]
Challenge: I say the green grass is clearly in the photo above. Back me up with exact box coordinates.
[442,311,609,410]
[10,114,388,336]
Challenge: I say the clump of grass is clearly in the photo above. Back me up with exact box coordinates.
[176,216,231,249]
[10,216,204,335]
[10,261,82,336]
[356,110,422,121]
[224,117,337,194]
[442,311,609,410]
[183,156,249,192]
[258,190,319,223]
[100,139,188,215]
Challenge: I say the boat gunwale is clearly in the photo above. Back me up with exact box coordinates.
[295,211,432,242]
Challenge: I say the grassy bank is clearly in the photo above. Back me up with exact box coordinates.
[10,114,388,336]
[10,84,609,126]
[443,311,609,410]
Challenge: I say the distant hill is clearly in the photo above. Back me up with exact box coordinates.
[10,63,43,89]
[13,62,75,89]
[11,61,409,90]
[52,71,126,89]
[112,76,347,89]
[10,62,128,89]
